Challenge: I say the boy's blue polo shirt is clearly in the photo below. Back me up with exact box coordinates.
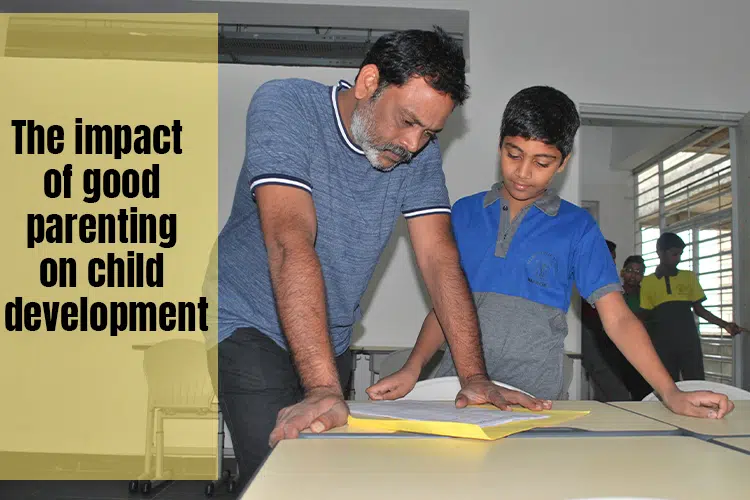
[434,182,622,399]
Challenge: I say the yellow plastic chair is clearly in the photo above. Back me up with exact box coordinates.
[129,339,235,497]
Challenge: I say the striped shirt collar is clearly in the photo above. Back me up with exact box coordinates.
[331,80,365,155]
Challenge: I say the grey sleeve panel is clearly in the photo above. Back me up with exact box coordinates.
[586,283,624,305]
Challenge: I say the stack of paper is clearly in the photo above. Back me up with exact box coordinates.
[347,400,589,440]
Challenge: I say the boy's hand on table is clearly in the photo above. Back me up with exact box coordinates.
[661,388,735,419]
[456,377,552,412]
[366,367,420,401]
[268,387,349,447]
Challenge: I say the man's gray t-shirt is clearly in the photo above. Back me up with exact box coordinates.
[211,78,451,356]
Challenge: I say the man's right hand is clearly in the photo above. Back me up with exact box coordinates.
[366,367,420,401]
[268,387,349,447]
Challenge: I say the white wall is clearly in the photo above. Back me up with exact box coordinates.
[215,0,750,399]
[580,126,636,269]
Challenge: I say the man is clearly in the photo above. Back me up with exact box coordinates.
[205,28,545,486]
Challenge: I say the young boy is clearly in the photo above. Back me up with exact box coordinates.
[617,255,654,400]
[622,255,646,314]
[640,233,744,383]
[367,86,733,419]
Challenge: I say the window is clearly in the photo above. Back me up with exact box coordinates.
[634,127,734,383]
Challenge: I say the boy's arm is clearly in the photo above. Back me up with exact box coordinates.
[366,309,445,400]
[693,302,744,336]
[596,291,733,418]
[688,271,744,335]
[400,309,446,375]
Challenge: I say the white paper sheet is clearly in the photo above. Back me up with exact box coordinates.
[348,401,549,428]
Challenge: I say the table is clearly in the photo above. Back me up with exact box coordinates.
[713,437,750,455]
[612,400,750,437]
[241,435,750,500]
[306,400,678,438]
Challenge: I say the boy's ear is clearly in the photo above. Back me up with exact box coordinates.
[557,154,571,172]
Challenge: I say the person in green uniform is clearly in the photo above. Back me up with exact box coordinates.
[618,255,651,400]
[622,255,645,313]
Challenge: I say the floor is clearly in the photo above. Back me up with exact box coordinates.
[0,479,239,499]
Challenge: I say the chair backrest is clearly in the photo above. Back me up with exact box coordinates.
[561,353,575,400]
[377,349,412,380]
[401,376,534,401]
[642,380,750,401]
[142,339,216,410]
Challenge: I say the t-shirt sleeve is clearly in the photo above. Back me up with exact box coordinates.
[572,215,623,305]
[243,80,313,199]
[688,271,707,303]
[640,279,655,310]
[400,140,451,219]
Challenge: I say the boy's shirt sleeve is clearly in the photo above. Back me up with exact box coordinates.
[688,271,707,304]
[449,197,471,273]
[572,216,623,305]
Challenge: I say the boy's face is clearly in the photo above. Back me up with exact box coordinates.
[658,247,683,269]
[499,136,569,203]
[621,263,645,287]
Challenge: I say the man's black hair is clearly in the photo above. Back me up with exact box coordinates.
[357,26,469,105]
[623,255,645,268]
[656,232,686,252]
[499,86,580,159]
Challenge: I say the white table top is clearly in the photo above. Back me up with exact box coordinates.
[318,400,677,436]
[242,435,749,500]
[714,436,750,453]
[612,400,750,437]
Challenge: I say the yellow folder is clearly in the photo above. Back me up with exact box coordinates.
[347,405,590,440]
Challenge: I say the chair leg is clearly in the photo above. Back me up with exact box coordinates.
[205,410,236,497]
[136,407,155,481]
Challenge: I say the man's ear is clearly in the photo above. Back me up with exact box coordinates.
[354,64,381,100]
[557,154,571,173]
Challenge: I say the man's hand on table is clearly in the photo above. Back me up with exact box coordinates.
[268,387,349,447]
[456,376,553,412]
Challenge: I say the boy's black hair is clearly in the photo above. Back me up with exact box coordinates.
[499,86,580,159]
[357,26,469,105]
[656,232,686,252]
[623,255,645,268]
[606,240,617,253]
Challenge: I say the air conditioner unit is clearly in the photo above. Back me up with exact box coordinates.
[1,8,467,69]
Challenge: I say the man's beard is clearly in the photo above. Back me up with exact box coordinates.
[351,99,412,171]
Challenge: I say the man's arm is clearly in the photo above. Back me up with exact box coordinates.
[596,291,733,418]
[406,214,486,383]
[257,185,340,392]
[256,185,349,444]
